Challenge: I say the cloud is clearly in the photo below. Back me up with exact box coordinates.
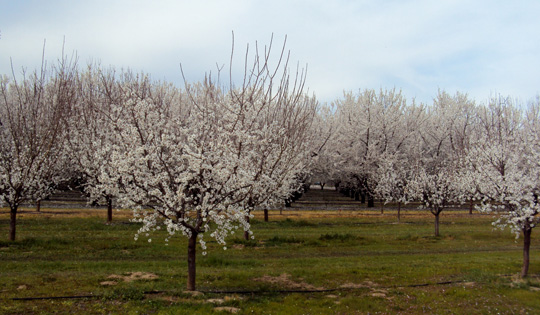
[1,0,539,105]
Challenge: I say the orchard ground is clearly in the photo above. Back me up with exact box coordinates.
[1,188,539,314]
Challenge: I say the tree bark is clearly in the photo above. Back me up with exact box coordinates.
[264,209,268,222]
[521,226,532,278]
[106,196,113,223]
[10,205,18,241]
[36,200,41,212]
[397,202,401,223]
[367,194,375,208]
[354,191,360,201]
[434,212,440,237]
[187,231,198,291]
[380,202,384,214]
[469,200,473,215]
[244,216,251,240]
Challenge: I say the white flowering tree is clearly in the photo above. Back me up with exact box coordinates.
[64,66,117,221]
[101,40,316,290]
[467,96,539,277]
[0,58,76,240]
[330,88,418,207]
[309,104,338,189]
[376,155,411,222]
[64,66,180,222]
[373,99,425,219]
[406,91,476,236]
[408,162,467,236]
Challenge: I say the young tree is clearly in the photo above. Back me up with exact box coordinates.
[0,57,77,240]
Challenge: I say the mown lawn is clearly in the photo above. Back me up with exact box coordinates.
[0,207,539,314]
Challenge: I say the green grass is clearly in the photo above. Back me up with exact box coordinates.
[0,208,539,314]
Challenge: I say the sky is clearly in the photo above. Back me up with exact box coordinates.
[1,0,539,106]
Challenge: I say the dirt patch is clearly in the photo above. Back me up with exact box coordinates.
[254,273,324,291]
[507,274,536,287]
[370,292,387,298]
[184,290,204,297]
[99,281,118,286]
[370,288,389,298]
[339,280,377,289]
[101,272,159,286]
[214,306,240,313]
[506,274,540,291]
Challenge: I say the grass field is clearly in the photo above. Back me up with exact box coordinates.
[1,205,539,314]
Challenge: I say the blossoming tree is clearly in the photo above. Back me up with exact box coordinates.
[101,40,316,290]
[467,96,539,277]
[405,91,477,236]
[330,89,407,205]
[0,58,76,240]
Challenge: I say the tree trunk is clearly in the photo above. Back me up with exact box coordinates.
[397,202,401,223]
[380,202,384,214]
[187,232,198,291]
[36,200,41,212]
[354,191,360,201]
[320,183,325,190]
[106,196,113,223]
[434,213,440,237]
[469,200,473,215]
[361,192,366,204]
[521,226,532,278]
[10,205,18,241]
[244,216,250,240]
[367,194,375,208]
[264,209,268,222]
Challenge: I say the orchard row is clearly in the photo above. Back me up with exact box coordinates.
[1,45,539,290]
[313,88,540,279]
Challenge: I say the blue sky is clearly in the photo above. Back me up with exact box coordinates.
[1,0,539,105]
